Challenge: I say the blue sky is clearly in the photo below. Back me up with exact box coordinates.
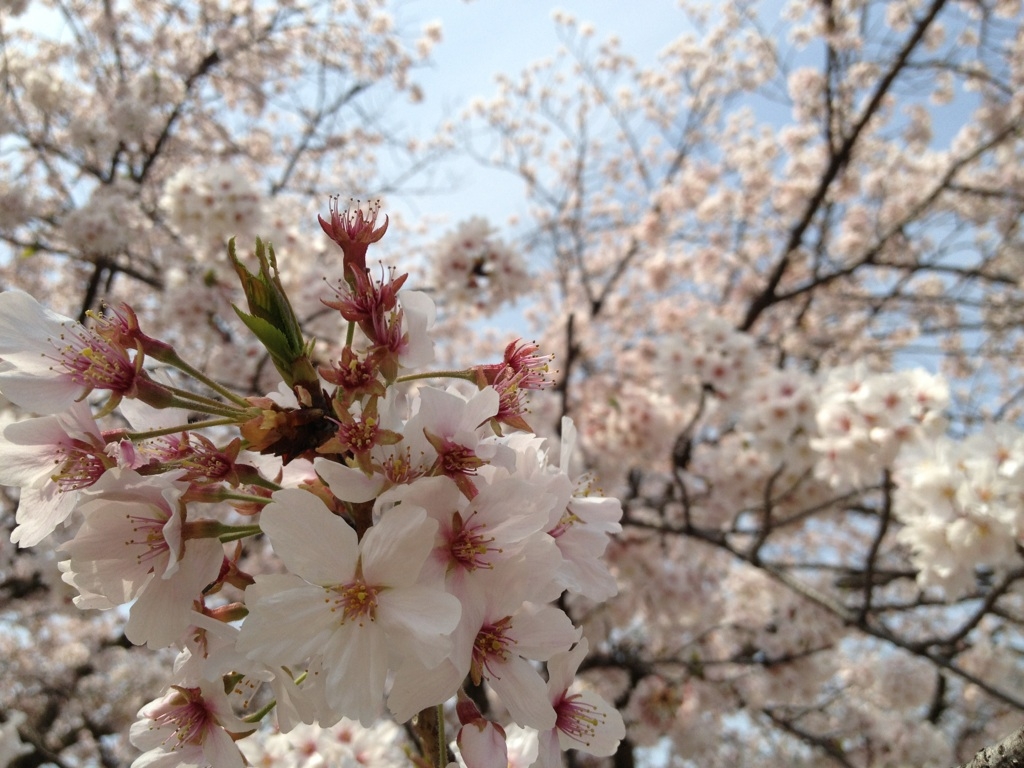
[407,1,687,103]
[389,1,694,223]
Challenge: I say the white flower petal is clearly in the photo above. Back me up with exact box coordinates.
[259,488,358,585]
[387,658,462,723]
[360,506,436,587]
[509,605,580,661]
[378,586,461,666]
[546,638,588,696]
[321,623,388,726]
[315,457,384,503]
[237,576,338,665]
[488,655,556,730]
[556,690,625,757]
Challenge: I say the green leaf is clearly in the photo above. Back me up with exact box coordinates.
[228,237,315,389]
[231,305,293,375]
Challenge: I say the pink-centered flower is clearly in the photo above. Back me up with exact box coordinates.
[318,396,403,476]
[0,401,112,547]
[319,197,389,279]
[534,638,625,767]
[315,385,498,504]
[0,290,140,414]
[476,339,555,390]
[153,432,251,486]
[129,681,250,768]
[323,272,436,382]
[319,345,387,403]
[310,387,415,503]
[467,602,576,730]
[322,263,407,331]
[388,590,579,730]
[59,468,225,648]
[403,386,500,499]
[379,474,561,605]
[473,340,556,433]
[369,289,437,381]
[547,417,622,601]
[489,366,536,433]
[177,610,316,733]
[236,488,462,726]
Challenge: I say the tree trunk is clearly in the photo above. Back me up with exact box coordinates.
[956,725,1024,768]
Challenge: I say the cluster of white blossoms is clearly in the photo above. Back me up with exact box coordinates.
[738,368,817,451]
[808,363,1024,598]
[238,718,410,767]
[160,163,264,248]
[431,217,532,311]
[688,367,824,526]
[894,425,1024,597]
[811,364,949,490]
[836,650,954,767]
[0,178,34,231]
[655,315,758,402]
[578,381,684,486]
[646,315,1024,610]
[0,203,624,767]
[60,181,145,257]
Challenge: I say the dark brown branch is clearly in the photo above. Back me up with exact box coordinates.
[741,0,949,332]
[938,567,1024,650]
[761,707,859,768]
[857,471,892,623]
[136,48,222,184]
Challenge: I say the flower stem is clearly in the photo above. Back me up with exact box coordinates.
[123,417,242,441]
[435,703,446,767]
[218,524,265,543]
[242,672,307,724]
[159,384,250,417]
[243,698,276,724]
[241,473,283,492]
[159,349,254,408]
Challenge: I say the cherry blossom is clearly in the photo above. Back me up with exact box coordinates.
[319,197,390,279]
[129,681,251,768]
[0,290,139,414]
[534,638,625,767]
[4,0,1024,764]
[0,401,110,546]
[237,488,462,726]
[59,469,225,648]
[431,217,531,311]
[378,474,562,604]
